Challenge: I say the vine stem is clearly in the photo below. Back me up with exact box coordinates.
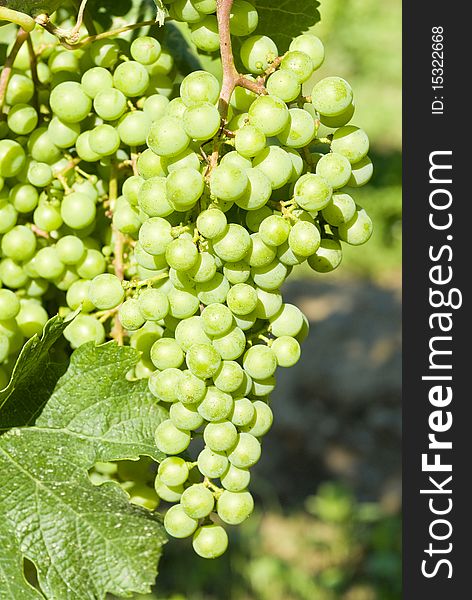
[0,28,29,111]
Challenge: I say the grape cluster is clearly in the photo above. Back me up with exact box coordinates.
[1,2,373,559]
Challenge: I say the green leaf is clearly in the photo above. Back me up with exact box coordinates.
[0,1,63,17]
[0,313,73,433]
[0,343,169,600]
[255,0,321,52]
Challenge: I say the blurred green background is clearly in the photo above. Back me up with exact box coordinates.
[112,1,402,599]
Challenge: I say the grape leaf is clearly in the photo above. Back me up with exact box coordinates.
[0,313,74,433]
[0,342,169,600]
[0,0,63,17]
[255,0,321,52]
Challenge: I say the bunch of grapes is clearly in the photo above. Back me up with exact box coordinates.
[1,0,373,558]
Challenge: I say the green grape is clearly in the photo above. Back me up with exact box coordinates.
[166,168,204,210]
[290,34,324,69]
[75,132,102,162]
[119,299,146,330]
[270,303,304,337]
[197,273,230,305]
[150,338,184,370]
[122,175,143,205]
[337,207,373,245]
[197,208,227,239]
[127,483,160,510]
[27,128,61,164]
[320,103,355,128]
[233,311,257,331]
[177,370,207,405]
[89,39,120,68]
[188,252,217,283]
[0,336,9,364]
[89,124,121,156]
[330,126,369,164]
[166,97,187,119]
[147,116,191,157]
[0,140,26,178]
[34,247,65,280]
[246,233,276,267]
[170,268,196,291]
[0,289,20,320]
[66,280,94,311]
[138,176,172,217]
[252,146,292,189]
[194,0,217,13]
[286,148,304,182]
[294,173,332,211]
[271,335,301,367]
[164,504,199,539]
[280,50,314,83]
[223,261,251,284]
[347,156,374,187]
[278,108,315,148]
[251,259,289,290]
[198,386,234,422]
[168,287,200,319]
[217,490,254,524]
[201,303,234,337]
[242,345,277,380]
[221,464,251,492]
[155,419,191,455]
[137,288,169,321]
[48,117,80,149]
[241,35,278,74]
[230,0,258,36]
[0,203,18,234]
[77,249,106,279]
[307,237,343,273]
[322,192,357,226]
[149,368,183,402]
[63,314,105,348]
[49,81,92,123]
[170,401,205,430]
[9,183,38,213]
[248,95,289,137]
[154,476,184,502]
[183,103,221,140]
[139,217,173,255]
[6,73,34,105]
[175,316,211,351]
[226,283,258,315]
[254,288,282,319]
[235,168,272,211]
[181,483,215,519]
[131,36,162,65]
[1,225,36,262]
[266,69,301,102]
[316,153,352,189]
[186,343,222,379]
[210,164,248,202]
[27,161,53,187]
[259,215,290,247]
[25,278,49,299]
[180,70,220,107]
[212,224,251,262]
[212,325,246,360]
[93,88,127,121]
[7,103,38,135]
[242,400,273,436]
[169,0,204,22]
[288,221,321,257]
[15,300,48,338]
[61,192,96,230]
[137,150,166,180]
[234,125,266,159]
[230,397,255,427]
[32,201,63,233]
[213,361,244,393]
[192,524,228,559]
[228,432,261,468]
[312,77,353,117]
[142,94,169,121]
[81,66,113,98]
[204,420,238,452]
[166,238,199,272]
[113,203,142,235]
[113,61,150,97]
[158,456,189,487]
[198,447,228,479]
[88,273,124,310]
[117,111,151,146]
[163,148,200,174]
[190,17,220,53]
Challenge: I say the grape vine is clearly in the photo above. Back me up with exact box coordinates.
[0,0,373,569]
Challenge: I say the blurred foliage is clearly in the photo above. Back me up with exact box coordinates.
[110,483,401,600]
